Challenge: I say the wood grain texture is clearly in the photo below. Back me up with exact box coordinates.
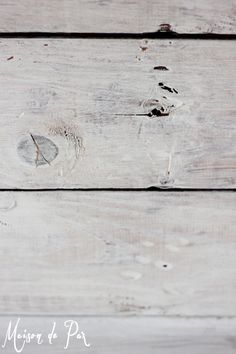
[0,0,235,34]
[0,39,236,189]
[0,191,236,315]
[0,316,235,354]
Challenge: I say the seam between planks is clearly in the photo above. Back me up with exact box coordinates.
[0,32,236,40]
[0,189,236,192]
[0,315,235,319]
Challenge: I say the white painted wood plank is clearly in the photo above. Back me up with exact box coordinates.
[0,316,235,354]
[0,39,236,189]
[0,0,235,34]
[0,191,236,315]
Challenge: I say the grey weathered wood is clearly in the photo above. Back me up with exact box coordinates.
[0,0,235,34]
[0,191,236,315]
[0,39,236,189]
[0,316,235,354]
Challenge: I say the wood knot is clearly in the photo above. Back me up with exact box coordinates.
[17,134,58,167]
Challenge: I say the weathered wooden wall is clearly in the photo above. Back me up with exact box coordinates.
[0,39,236,189]
[0,191,235,315]
[0,0,236,353]
[0,0,235,33]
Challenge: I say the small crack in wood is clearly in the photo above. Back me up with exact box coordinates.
[30,133,50,167]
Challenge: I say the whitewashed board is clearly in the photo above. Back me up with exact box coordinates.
[0,39,236,189]
[0,316,235,354]
[0,191,235,315]
[0,0,235,34]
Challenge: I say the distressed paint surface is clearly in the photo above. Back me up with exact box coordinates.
[0,0,235,33]
[0,39,236,188]
[0,191,235,315]
[0,1,236,350]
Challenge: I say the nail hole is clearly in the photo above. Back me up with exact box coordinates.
[155,261,173,271]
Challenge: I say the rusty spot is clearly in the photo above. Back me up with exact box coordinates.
[154,66,169,71]
[140,46,148,51]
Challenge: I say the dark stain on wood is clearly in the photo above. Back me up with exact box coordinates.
[147,108,169,118]
[140,46,148,51]
[159,82,178,94]
[154,66,169,71]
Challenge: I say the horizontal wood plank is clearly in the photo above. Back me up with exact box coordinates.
[0,0,235,34]
[0,191,236,315]
[0,39,236,189]
[0,316,235,353]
